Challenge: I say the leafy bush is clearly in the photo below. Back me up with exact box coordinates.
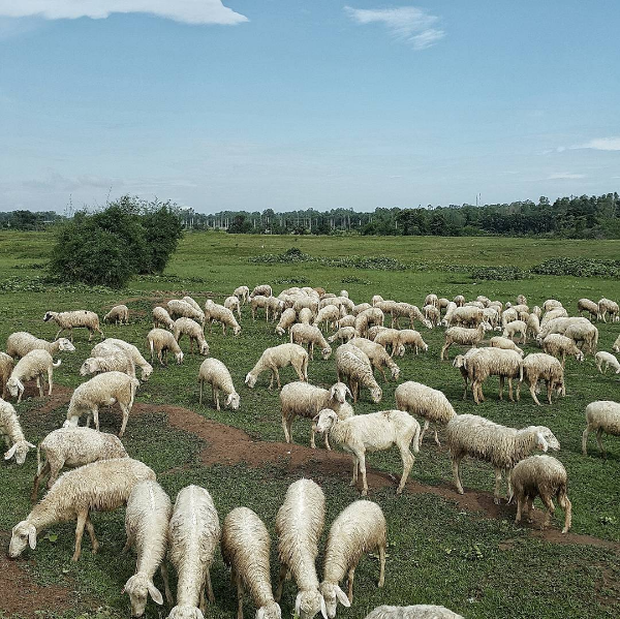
[341,276,372,284]
[273,276,310,284]
[470,266,532,281]
[532,258,620,278]
[250,249,407,271]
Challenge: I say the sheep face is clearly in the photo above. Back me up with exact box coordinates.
[58,338,76,352]
[123,572,163,617]
[295,590,328,619]
[167,605,205,619]
[4,440,35,465]
[532,427,560,452]
[9,521,36,557]
[329,382,350,404]
[422,319,433,330]
[321,347,332,360]
[319,583,351,618]
[233,325,242,336]
[370,386,383,403]
[140,364,153,381]
[175,351,184,365]
[199,342,210,356]
[64,415,80,428]
[390,366,400,380]
[256,601,282,619]
[314,409,338,434]
[43,311,55,322]
[226,392,240,410]
[7,377,24,399]
[245,373,257,388]
[79,359,96,376]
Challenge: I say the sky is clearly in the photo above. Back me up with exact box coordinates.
[1,1,619,213]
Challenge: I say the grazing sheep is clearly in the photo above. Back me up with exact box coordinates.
[0,352,14,398]
[582,400,620,456]
[354,308,384,337]
[598,298,620,323]
[526,313,541,339]
[518,353,565,406]
[314,305,340,333]
[280,381,353,449]
[531,305,542,319]
[299,307,315,325]
[168,299,205,325]
[123,480,173,617]
[452,348,484,400]
[167,485,221,617]
[476,295,491,307]
[371,295,384,306]
[364,605,463,619]
[482,307,500,329]
[509,455,572,534]
[181,296,202,312]
[9,458,155,561]
[392,303,432,329]
[275,479,326,619]
[43,310,104,342]
[595,351,620,375]
[453,295,465,307]
[372,328,401,357]
[221,507,281,619]
[245,343,308,390]
[95,338,154,381]
[31,426,128,502]
[563,321,599,355]
[501,307,518,327]
[204,300,242,335]
[396,330,428,356]
[6,331,76,359]
[366,325,388,341]
[449,306,484,328]
[251,284,273,298]
[440,323,490,361]
[198,358,240,411]
[543,299,563,312]
[423,305,441,327]
[516,294,527,306]
[537,316,590,341]
[147,328,184,366]
[394,381,456,446]
[320,501,386,616]
[577,298,599,321]
[349,338,400,381]
[152,306,175,330]
[103,305,129,325]
[541,334,585,366]
[80,352,136,379]
[446,413,560,503]
[224,295,242,318]
[7,349,61,403]
[276,308,297,336]
[293,296,320,317]
[251,295,271,321]
[234,285,250,304]
[173,317,210,356]
[315,409,420,496]
[335,346,382,404]
[65,371,140,437]
[502,320,527,344]
[1,398,35,465]
[541,307,569,326]
[489,336,523,356]
[328,326,357,344]
[614,334,620,353]
[291,324,332,360]
[354,303,372,315]
[424,293,439,308]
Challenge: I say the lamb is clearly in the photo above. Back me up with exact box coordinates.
[245,343,308,389]
[595,351,620,375]
[123,480,173,617]
[314,305,340,332]
[224,295,242,318]
[489,336,523,356]
[299,307,315,325]
[598,297,619,323]
[198,358,240,411]
[563,321,598,355]
[327,326,357,344]
[349,337,400,381]
[6,331,76,359]
[95,338,154,381]
[251,295,271,321]
[80,351,136,379]
[543,299,563,312]
[335,346,382,404]
[440,323,490,361]
[509,455,572,534]
[65,371,140,437]
[276,308,297,335]
[424,293,438,307]
[541,334,585,366]
[445,413,560,503]
[423,304,441,327]
[103,305,129,325]
[31,426,128,502]
[372,328,402,357]
[396,330,428,356]
[43,310,104,342]
[7,349,61,403]
[147,328,184,366]
[614,335,620,353]
[221,507,282,619]
[204,300,242,335]
[502,319,527,344]
[167,485,220,617]
[517,353,565,406]
[364,605,463,619]
[453,295,465,307]
[291,324,332,360]
[0,352,14,398]
[280,381,353,449]
[275,479,326,619]
[251,284,273,298]
[9,458,155,561]
[167,299,205,326]
[314,409,420,496]
[354,307,384,337]
[577,298,599,321]
[1,398,35,465]
[320,500,386,616]
[582,400,620,456]
[526,313,541,339]
[152,306,175,330]
[234,285,250,304]
[394,381,456,446]
[173,317,210,356]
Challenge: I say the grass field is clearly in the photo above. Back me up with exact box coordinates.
[0,230,619,619]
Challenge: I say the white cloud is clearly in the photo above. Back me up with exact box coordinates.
[574,137,620,151]
[344,5,445,49]
[0,1,247,25]
[547,172,586,180]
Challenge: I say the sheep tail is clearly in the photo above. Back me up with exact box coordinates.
[411,422,421,454]
[36,443,43,475]
[53,359,62,368]
[519,363,524,382]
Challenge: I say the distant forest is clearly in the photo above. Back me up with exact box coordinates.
[2,193,619,238]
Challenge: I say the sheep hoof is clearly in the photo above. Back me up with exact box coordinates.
[494,497,501,505]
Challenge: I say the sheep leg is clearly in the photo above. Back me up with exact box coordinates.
[452,456,464,494]
[72,509,88,561]
[508,377,514,402]
[47,367,54,395]
[378,543,386,587]
[274,368,281,389]
[274,565,288,602]
[84,516,99,554]
[505,468,513,501]
[581,426,590,455]
[526,497,535,522]
[205,567,215,604]
[235,573,244,619]
[161,562,173,606]
[310,424,316,449]
[200,589,207,614]
[119,404,129,438]
[214,386,220,411]
[498,377,504,401]
[540,495,555,528]
[357,451,368,496]
[397,448,414,495]
[347,566,356,603]
[440,342,450,361]
[324,432,331,450]
[199,380,204,405]
[55,327,63,341]
[93,407,100,432]
[596,428,606,456]
[419,419,429,444]
[529,380,541,406]
[559,494,572,534]
[121,532,133,554]
[31,462,51,503]
[472,380,481,405]
[493,468,503,504]
[36,375,44,398]
[282,414,291,443]
[350,456,359,486]
[515,497,524,524]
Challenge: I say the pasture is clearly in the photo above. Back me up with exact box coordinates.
[0,231,619,619]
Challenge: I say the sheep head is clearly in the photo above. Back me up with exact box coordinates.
[314,409,338,434]
[532,427,560,452]
[319,583,351,618]
[256,601,282,619]
[43,311,55,322]
[321,347,332,360]
[226,392,240,411]
[123,572,163,617]
[329,382,350,404]
[7,377,24,399]
[295,590,328,619]
[4,440,35,465]
[9,521,37,557]
[370,386,383,403]
[245,372,257,388]
[58,338,76,352]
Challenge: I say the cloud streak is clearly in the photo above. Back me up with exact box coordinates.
[575,137,620,151]
[0,1,248,25]
[344,5,445,49]
[547,172,585,180]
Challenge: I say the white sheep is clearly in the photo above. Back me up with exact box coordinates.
[327,326,357,344]
[251,295,271,321]
[349,337,400,382]
[173,317,210,356]
[315,409,420,496]
[1,398,35,465]
[43,310,104,341]
[335,346,382,404]
[440,323,490,361]
[204,300,242,335]
[103,304,129,325]
[80,351,136,379]
[577,298,599,321]
[314,305,340,332]
[338,315,356,329]
[152,306,175,330]
[9,458,155,561]
[598,297,619,323]
[396,330,428,356]
[198,358,240,411]
[299,307,315,325]
[65,371,140,437]
[502,319,527,344]
[7,349,61,403]
[224,295,242,318]
[221,507,281,619]
[0,352,14,398]
[291,323,332,360]
[582,400,620,456]
[320,500,386,617]
[181,296,202,313]
[167,485,220,617]
[449,306,484,328]
[452,348,484,400]
[501,307,518,327]
[354,303,372,315]
[541,307,569,326]
[276,308,297,336]
[542,299,563,312]
[123,480,173,616]
[167,299,205,325]
[525,313,541,339]
[95,338,154,381]
[364,605,463,619]
[453,295,465,307]
[595,351,620,375]
[614,334,620,353]
[234,285,250,304]
[245,343,308,389]
[489,336,523,356]
[251,284,273,298]
[518,353,565,406]
[446,413,560,503]
[372,328,402,357]
[354,307,384,337]
[563,321,598,355]
[6,331,76,359]
[147,328,184,366]
[541,334,585,366]
[394,381,456,446]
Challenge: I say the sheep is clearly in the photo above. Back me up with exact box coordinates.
[275,308,297,336]
[204,300,242,335]
[7,349,61,403]
[424,293,438,307]
[543,299,563,312]
[9,458,155,561]
[518,353,565,406]
[6,331,76,359]
[577,298,599,321]
[502,319,527,344]
[449,306,484,328]
[541,334,585,366]
[167,299,205,326]
[349,337,400,382]
[501,307,519,327]
[173,317,210,356]
[198,358,240,411]
[394,381,456,446]
[526,313,541,339]
[314,409,420,496]
[65,371,140,437]
[354,307,384,337]
[453,295,465,307]
[299,307,315,325]
[423,304,441,327]
[95,338,154,381]
[0,352,14,399]
[1,398,35,465]
[392,303,431,329]
[251,284,273,298]
[80,351,136,379]
[440,323,490,361]
[512,304,530,321]
[452,348,484,400]
[563,321,599,355]
[251,295,271,321]
[371,295,383,306]
[509,455,572,534]
[531,305,542,319]
[245,343,308,390]
[613,335,620,353]
[234,285,250,304]
[482,307,500,329]
[366,325,388,341]
[103,304,129,325]
[153,306,175,330]
[293,296,320,316]
[182,296,202,313]
[595,351,620,375]
[123,480,173,616]
[476,295,491,307]
[291,324,332,360]
[327,326,357,344]
[31,426,128,502]
[598,298,619,323]
[537,316,590,340]
[224,295,242,318]
[167,485,220,617]
[280,381,353,449]
[335,346,382,404]
[275,479,326,619]
[465,301,484,309]
[396,330,428,356]
[541,307,569,326]
[147,328,184,366]
[516,294,527,306]
[43,310,104,342]
[582,400,620,456]
[353,303,372,315]
[489,336,523,356]
[320,500,386,616]
[221,507,281,619]
[374,300,398,323]
[314,305,340,333]
[445,413,560,503]
[364,605,464,619]
[372,328,402,357]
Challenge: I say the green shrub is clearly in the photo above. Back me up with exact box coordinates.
[470,266,532,280]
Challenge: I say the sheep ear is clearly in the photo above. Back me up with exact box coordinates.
[345,386,353,398]
[320,595,329,619]
[147,581,163,605]
[329,385,336,398]
[28,525,37,549]
[256,609,265,619]
[26,442,36,449]
[194,610,205,619]
[335,586,351,608]
[294,593,302,617]
[4,444,17,460]
[537,432,549,452]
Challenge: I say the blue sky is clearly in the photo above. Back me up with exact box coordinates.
[1,1,619,213]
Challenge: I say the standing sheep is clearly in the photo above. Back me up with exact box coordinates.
[364,605,463,619]
[234,285,250,304]
[1,398,35,465]
[80,351,136,379]
[276,308,297,336]
[460,348,523,404]
[7,349,61,403]
[147,328,184,366]
[245,343,308,389]
[153,306,175,330]
[104,305,129,325]
[95,338,154,381]
[291,324,332,360]
[582,400,620,456]
[526,313,541,339]
[0,352,14,399]
[43,310,104,341]
[205,300,242,335]
[173,317,210,356]
[335,346,382,404]
[251,284,273,298]
[598,298,619,323]
[396,330,428,356]
[6,331,76,359]
[577,298,599,321]
[563,321,598,355]
[489,336,523,356]
[224,295,242,318]
[328,327,357,344]
[354,308,384,337]
[502,320,527,344]
[167,299,205,326]
[541,334,585,366]
[440,323,490,361]
[518,353,565,406]
[198,358,240,411]
[595,351,620,375]
[349,338,400,382]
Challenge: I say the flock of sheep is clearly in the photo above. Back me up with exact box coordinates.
[2,285,620,619]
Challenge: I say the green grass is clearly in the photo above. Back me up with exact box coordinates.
[0,230,619,618]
